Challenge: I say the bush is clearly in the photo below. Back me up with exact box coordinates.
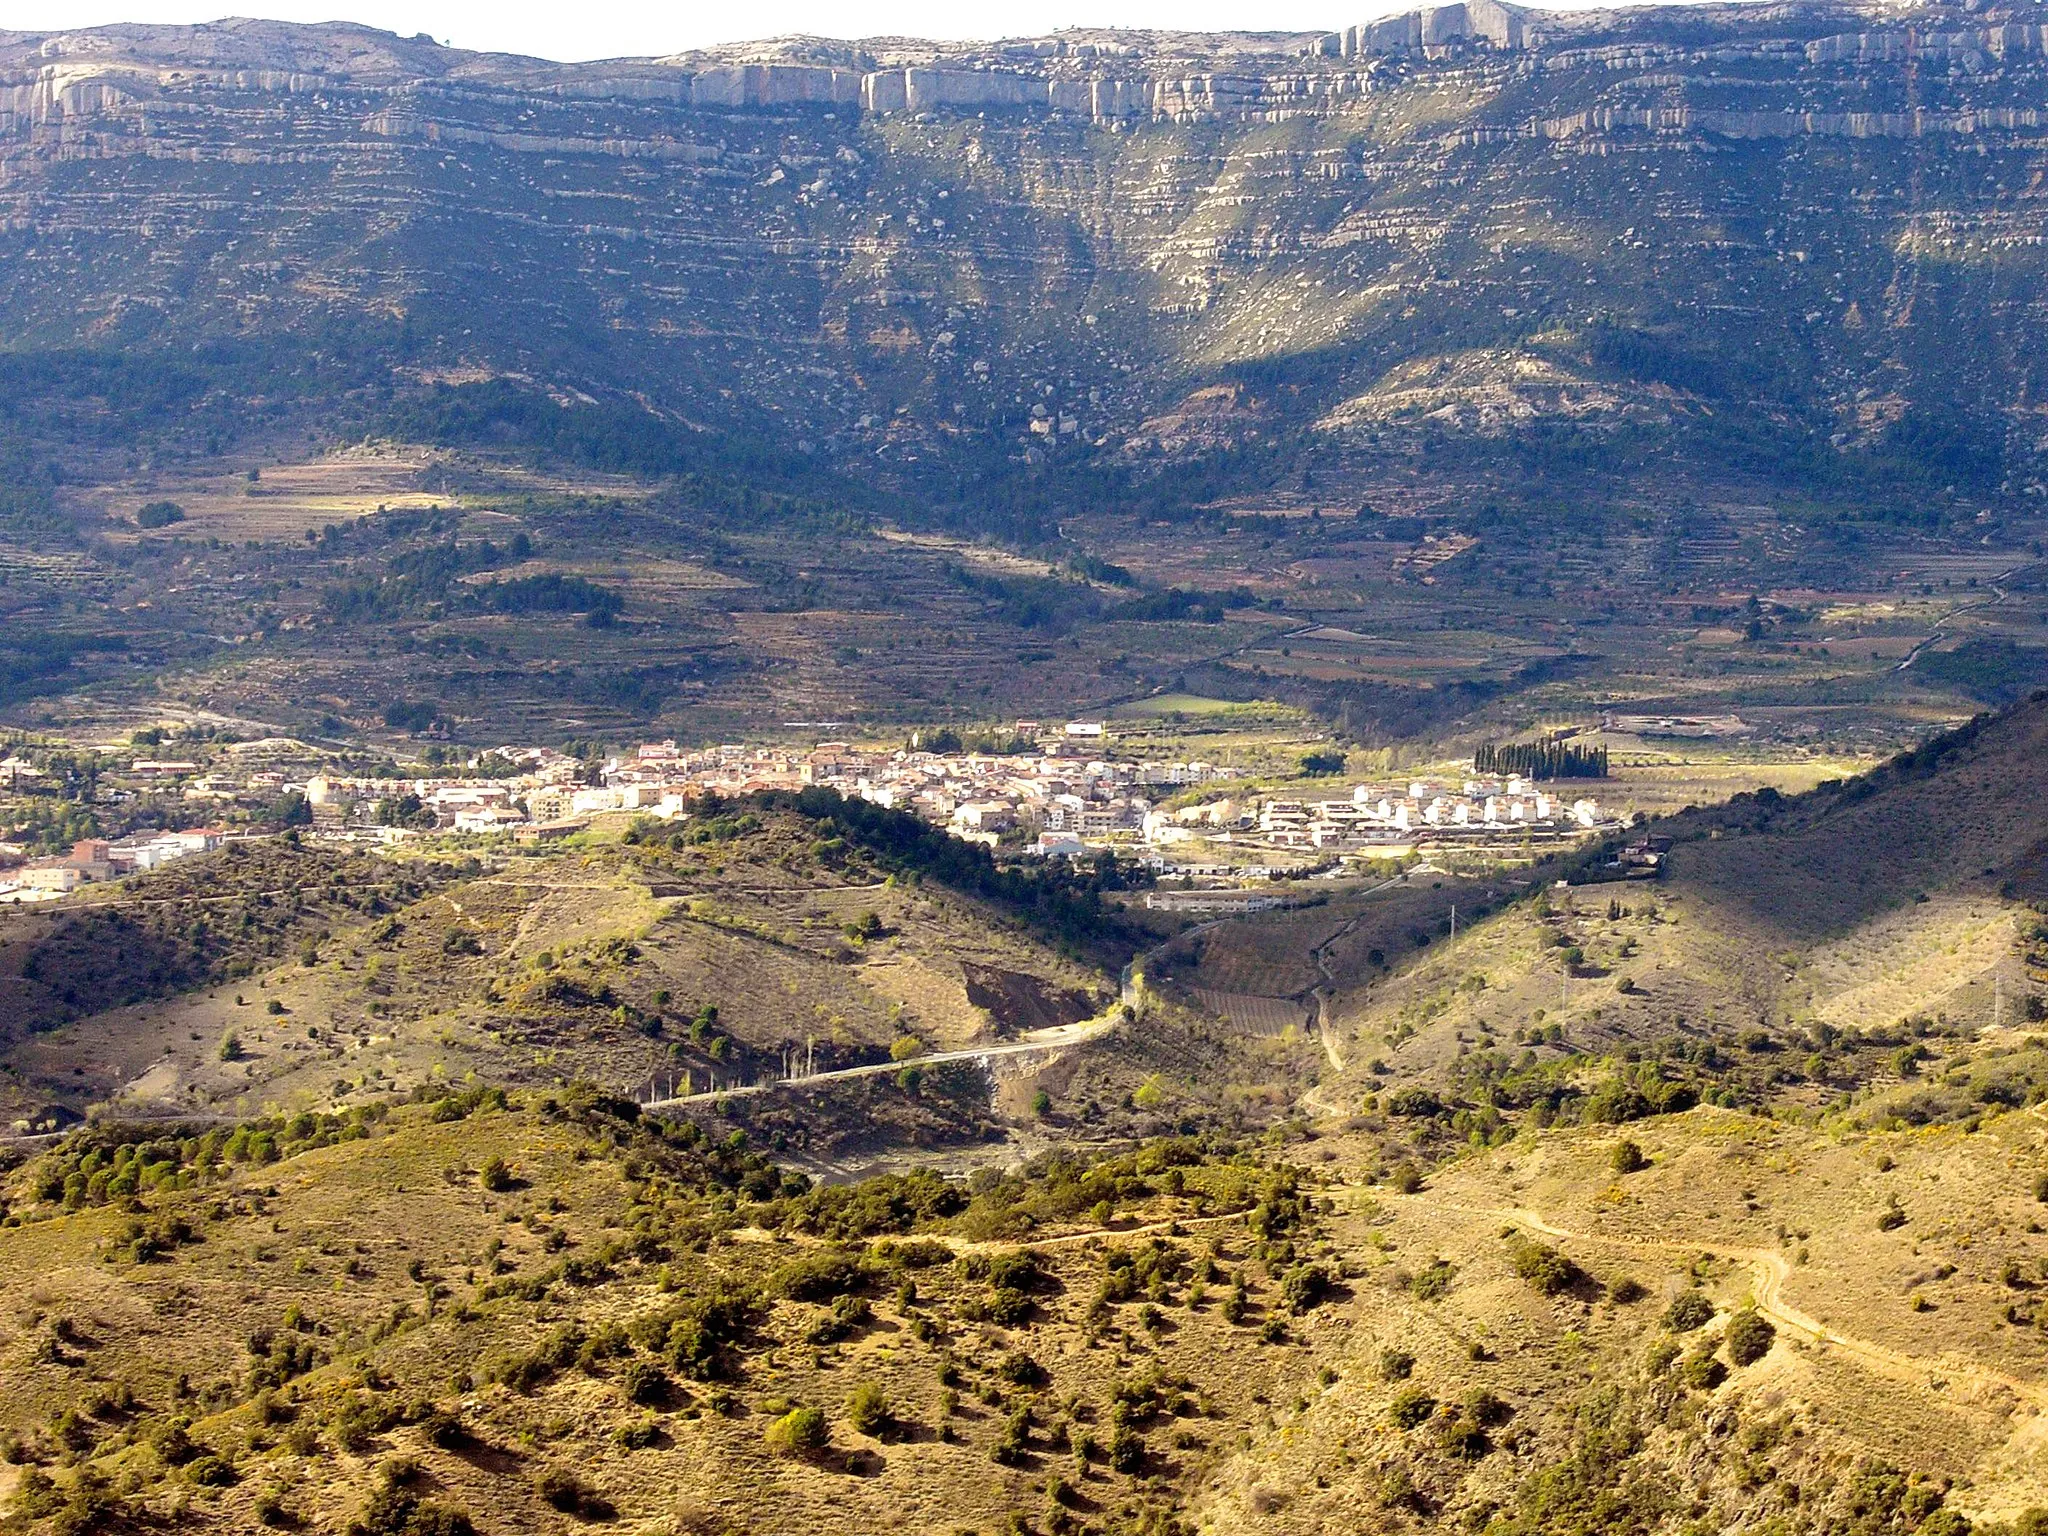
[846,1382,890,1437]
[478,1157,515,1192]
[534,1469,613,1520]
[769,1250,866,1303]
[186,1453,238,1487]
[765,1406,829,1456]
[1611,1139,1647,1175]
[1609,1276,1648,1305]
[1438,1413,1489,1460]
[1681,1347,1727,1390]
[1663,1289,1715,1331]
[1725,1309,1775,1367]
[136,500,186,529]
[998,1350,1049,1388]
[619,1360,669,1407]
[1409,1258,1455,1301]
[612,1417,662,1451]
[1378,1348,1415,1381]
[1387,1387,1436,1429]
[1283,1262,1333,1314]
[1878,1201,1908,1232]
[1108,1426,1144,1474]
[1507,1239,1578,1296]
[349,1483,475,1536]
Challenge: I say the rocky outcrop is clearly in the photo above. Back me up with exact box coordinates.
[1532,103,2048,141]
[1314,0,1538,58]
[11,3,2048,136]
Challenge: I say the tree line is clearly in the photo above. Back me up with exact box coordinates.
[1474,741,1609,780]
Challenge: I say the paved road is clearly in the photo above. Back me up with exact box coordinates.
[1895,562,2033,673]
[640,1014,1116,1110]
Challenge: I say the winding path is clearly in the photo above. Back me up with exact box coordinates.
[1377,1189,2048,1410]
[1894,563,2031,674]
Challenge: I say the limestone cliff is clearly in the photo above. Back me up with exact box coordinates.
[1,3,2045,477]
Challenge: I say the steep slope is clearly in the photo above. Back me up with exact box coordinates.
[0,804,1119,1143]
[1284,694,2048,1114]
[0,3,2043,512]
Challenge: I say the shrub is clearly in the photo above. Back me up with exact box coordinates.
[1464,1388,1509,1426]
[1438,1413,1489,1460]
[534,1469,613,1519]
[153,1419,198,1465]
[348,1483,475,1536]
[804,1294,873,1344]
[769,1250,865,1303]
[1725,1309,1776,1367]
[765,1406,828,1456]
[612,1417,662,1451]
[1507,1239,1578,1296]
[1108,1426,1144,1474]
[419,1410,465,1450]
[1663,1289,1715,1332]
[998,1350,1049,1388]
[1878,1201,1908,1232]
[186,1453,238,1487]
[1611,1139,1647,1175]
[478,1157,514,1192]
[846,1382,890,1437]
[1283,1263,1333,1314]
[1387,1387,1436,1429]
[1409,1258,1455,1301]
[1389,1165,1423,1194]
[136,500,186,529]
[1609,1276,1648,1305]
[1681,1347,1727,1390]
[619,1359,669,1406]
[1378,1348,1415,1381]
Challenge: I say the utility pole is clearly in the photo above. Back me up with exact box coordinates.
[1450,903,1458,949]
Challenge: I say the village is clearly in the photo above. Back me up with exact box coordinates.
[0,720,1617,902]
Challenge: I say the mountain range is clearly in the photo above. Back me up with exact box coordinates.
[3,1,2044,521]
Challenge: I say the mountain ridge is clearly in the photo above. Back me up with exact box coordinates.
[6,0,2046,517]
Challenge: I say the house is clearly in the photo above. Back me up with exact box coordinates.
[516,818,588,844]
[18,865,85,893]
[952,801,1013,832]
[454,805,529,835]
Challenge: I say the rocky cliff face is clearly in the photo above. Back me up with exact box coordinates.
[2,3,2045,483]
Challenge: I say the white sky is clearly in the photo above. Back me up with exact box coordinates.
[8,0,1669,62]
